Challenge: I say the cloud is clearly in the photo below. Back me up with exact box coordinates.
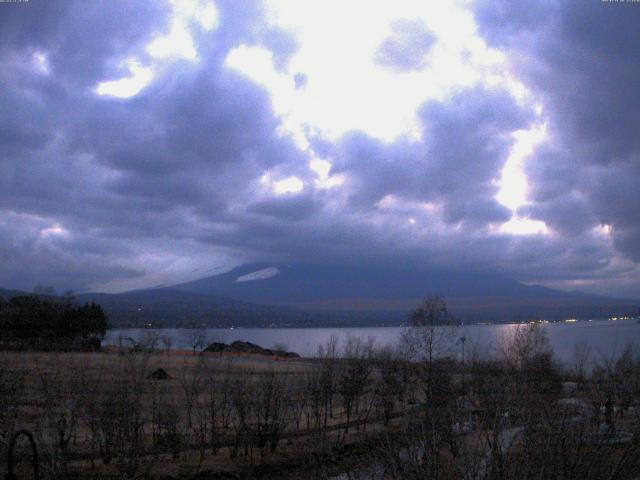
[375,19,435,72]
[471,0,640,292]
[327,86,531,227]
[0,0,638,298]
[0,0,307,291]
[293,72,307,89]
[0,0,171,87]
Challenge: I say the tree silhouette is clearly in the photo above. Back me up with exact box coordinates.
[0,295,107,350]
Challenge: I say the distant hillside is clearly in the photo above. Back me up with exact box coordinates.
[76,289,301,328]
[0,288,30,299]
[2,264,638,327]
[171,263,638,322]
[2,286,391,328]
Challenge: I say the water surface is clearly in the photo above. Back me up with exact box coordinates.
[104,319,640,366]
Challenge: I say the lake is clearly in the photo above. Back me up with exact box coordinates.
[104,319,640,366]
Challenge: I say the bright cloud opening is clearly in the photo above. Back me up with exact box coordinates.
[95,59,154,98]
[274,176,304,194]
[31,51,49,75]
[496,123,547,211]
[595,224,613,237]
[147,0,219,60]
[223,0,518,146]
[96,1,220,99]
[39,224,69,238]
[147,23,198,60]
[261,172,305,195]
[498,217,549,236]
[309,158,344,189]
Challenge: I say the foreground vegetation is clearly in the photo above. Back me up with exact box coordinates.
[1,299,639,479]
[0,295,107,351]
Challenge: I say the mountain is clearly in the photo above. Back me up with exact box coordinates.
[2,264,638,327]
[75,289,307,328]
[169,263,638,323]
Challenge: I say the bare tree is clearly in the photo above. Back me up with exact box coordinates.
[184,325,210,354]
[161,334,173,354]
[140,330,161,350]
[0,352,23,457]
[499,322,550,369]
[401,296,458,401]
[401,296,459,441]
[338,335,375,435]
[373,347,405,426]
[288,377,308,433]
[572,340,591,385]
[317,335,339,428]
[178,356,205,436]
[149,382,181,459]
[82,347,156,478]
[253,370,289,456]
[229,371,252,459]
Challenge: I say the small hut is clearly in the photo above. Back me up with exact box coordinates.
[147,367,171,380]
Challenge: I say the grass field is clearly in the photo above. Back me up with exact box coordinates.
[1,327,639,479]
[0,348,414,479]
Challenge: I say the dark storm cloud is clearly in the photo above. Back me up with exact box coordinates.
[0,0,171,86]
[0,89,50,152]
[211,85,533,273]
[1,0,638,296]
[0,0,309,290]
[468,0,640,296]
[0,211,142,292]
[247,193,322,222]
[475,0,640,264]
[374,19,435,72]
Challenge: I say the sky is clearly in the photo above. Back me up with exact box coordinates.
[1,0,639,298]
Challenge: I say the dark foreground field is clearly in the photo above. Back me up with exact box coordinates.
[1,325,639,479]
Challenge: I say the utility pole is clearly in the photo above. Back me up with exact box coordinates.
[460,336,467,395]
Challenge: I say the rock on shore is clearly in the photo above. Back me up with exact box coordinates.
[204,340,300,358]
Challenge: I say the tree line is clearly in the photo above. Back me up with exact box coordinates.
[0,295,108,350]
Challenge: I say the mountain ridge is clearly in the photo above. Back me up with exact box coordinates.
[172,262,625,304]
[1,264,637,327]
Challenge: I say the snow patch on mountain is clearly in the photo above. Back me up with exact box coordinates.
[235,267,280,283]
